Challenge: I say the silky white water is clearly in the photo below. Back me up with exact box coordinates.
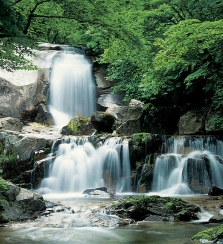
[49,48,96,127]
[152,136,223,195]
[38,137,131,194]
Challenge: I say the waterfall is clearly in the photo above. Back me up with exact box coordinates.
[37,137,131,194]
[49,46,96,127]
[152,136,223,195]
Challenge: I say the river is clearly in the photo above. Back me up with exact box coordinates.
[0,194,219,244]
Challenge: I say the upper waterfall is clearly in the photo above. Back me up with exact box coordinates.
[49,47,96,127]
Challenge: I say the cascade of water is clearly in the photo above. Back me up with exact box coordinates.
[49,47,96,127]
[37,137,131,194]
[152,136,223,195]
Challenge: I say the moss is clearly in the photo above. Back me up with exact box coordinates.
[165,202,175,214]
[67,116,91,134]
[192,224,223,241]
[132,133,147,143]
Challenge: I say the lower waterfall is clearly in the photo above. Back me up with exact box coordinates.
[152,136,223,195]
[37,137,131,194]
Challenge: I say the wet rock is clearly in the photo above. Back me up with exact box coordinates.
[208,186,223,196]
[208,214,223,223]
[35,104,54,126]
[91,111,116,133]
[83,187,108,194]
[61,116,95,136]
[107,196,200,224]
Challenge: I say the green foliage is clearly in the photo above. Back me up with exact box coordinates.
[192,224,223,241]
[1,0,223,117]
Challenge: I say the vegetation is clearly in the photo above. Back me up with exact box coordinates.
[0,0,223,126]
[192,224,223,242]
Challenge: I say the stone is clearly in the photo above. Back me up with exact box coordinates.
[0,180,46,223]
[178,110,204,135]
[0,117,23,132]
[94,65,125,108]
[35,104,54,126]
[208,186,223,196]
[106,105,143,136]
[91,111,116,132]
[61,116,95,136]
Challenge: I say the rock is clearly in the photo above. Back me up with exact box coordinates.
[0,117,23,132]
[91,111,116,133]
[94,65,125,108]
[107,105,143,136]
[83,187,108,194]
[85,190,111,198]
[209,215,223,223]
[107,196,200,224]
[61,116,95,136]
[178,110,205,135]
[0,76,48,122]
[192,224,223,242]
[141,104,180,135]
[0,180,46,223]
[208,186,223,196]
[35,104,54,126]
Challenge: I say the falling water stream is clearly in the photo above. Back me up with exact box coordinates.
[152,136,223,195]
[1,46,223,243]
[38,137,131,194]
[49,47,96,127]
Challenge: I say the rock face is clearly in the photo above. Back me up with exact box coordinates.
[178,107,223,135]
[94,65,125,108]
[35,104,54,126]
[0,180,46,223]
[91,111,116,132]
[0,74,49,122]
[0,128,58,186]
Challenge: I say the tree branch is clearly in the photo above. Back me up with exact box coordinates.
[23,0,52,34]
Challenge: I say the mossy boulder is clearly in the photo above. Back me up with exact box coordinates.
[91,111,116,133]
[107,195,200,223]
[192,224,223,242]
[61,116,95,136]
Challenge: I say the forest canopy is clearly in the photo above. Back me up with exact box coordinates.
[0,0,223,124]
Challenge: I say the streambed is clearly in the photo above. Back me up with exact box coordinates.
[0,194,220,244]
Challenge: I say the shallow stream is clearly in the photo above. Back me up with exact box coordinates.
[0,194,220,244]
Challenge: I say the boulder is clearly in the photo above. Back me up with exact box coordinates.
[61,116,95,136]
[0,180,46,223]
[91,111,116,133]
[0,117,23,132]
[178,110,205,135]
[107,104,143,136]
[208,186,223,196]
[107,195,200,223]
